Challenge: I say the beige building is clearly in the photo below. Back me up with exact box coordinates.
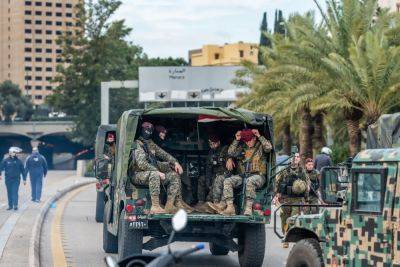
[189,42,258,66]
[379,0,400,11]
[0,0,79,105]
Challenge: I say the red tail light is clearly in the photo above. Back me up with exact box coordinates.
[264,209,271,216]
[125,204,135,213]
[135,199,145,206]
[95,183,101,190]
[253,203,262,210]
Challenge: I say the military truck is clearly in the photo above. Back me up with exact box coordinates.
[94,124,117,222]
[102,108,276,267]
[277,113,400,267]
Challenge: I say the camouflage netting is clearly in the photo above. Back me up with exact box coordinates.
[367,113,400,149]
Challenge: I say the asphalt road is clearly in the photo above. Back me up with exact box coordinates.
[41,186,290,267]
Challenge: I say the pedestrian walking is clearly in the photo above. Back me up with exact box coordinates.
[0,147,26,210]
[25,147,48,202]
[314,147,333,171]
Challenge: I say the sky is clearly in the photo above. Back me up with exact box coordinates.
[113,0,323,60]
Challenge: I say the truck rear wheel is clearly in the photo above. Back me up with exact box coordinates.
[209,242,229,255]
[238,224,265,267]
[286,238,323,267]
[118,211,143,260]
[102,203,118,253]
[95,191,105,222]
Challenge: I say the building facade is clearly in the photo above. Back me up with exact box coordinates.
[189,42,258,66]
[0,0,79,105]
[378,0,400,12]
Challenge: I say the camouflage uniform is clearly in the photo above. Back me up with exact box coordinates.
[305,169,320,214]
[98,143,115,180]
[199,145,229,203]
[222,136,272,203]
[132,138,180,198]
[275,166,308,233]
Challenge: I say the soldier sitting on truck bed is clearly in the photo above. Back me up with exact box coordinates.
[213,129,272,216]
[132,122,193,214]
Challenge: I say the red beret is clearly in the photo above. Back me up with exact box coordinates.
[107,132,115,139]
[142,122,153,130]
[240,129,255,142]
[155,125,167,133]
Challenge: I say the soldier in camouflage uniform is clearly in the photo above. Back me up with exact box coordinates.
[304,158,321,214]
[275,153,308,248]
[194,134,228,213]
[132,122,192,214]
[215,129,272,216]
[98,132,116,179]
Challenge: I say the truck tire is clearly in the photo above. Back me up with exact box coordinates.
[118,211,143,260]
[286,238,323,267]
[102,203,118,253]
[209,242,229,256]
[238,224,265,267]
[95,191,105,223]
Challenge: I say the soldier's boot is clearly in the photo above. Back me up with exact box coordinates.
[221,200,236,216]
[243,199,253,216]
[150,195,166,214]
[164,198,179,214]
[207,201,226,213]
[175,196,194,214]
[193,201,206,212]
[282,242,289,249]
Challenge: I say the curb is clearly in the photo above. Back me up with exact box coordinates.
[28,178,96,267]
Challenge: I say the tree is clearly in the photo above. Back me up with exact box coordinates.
[274,10,285,35]
[0,80,33,122]
[258,12,271,65]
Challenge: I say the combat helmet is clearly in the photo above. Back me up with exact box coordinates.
[292,179,307,194]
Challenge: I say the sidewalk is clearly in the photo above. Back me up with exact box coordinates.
[0,171,94,267]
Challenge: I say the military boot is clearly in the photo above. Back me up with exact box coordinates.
[243,199,253,216]
[207,201,226,213]
[150,195,166,214]
[221,200,235,216]
[175,196,194,214]
[164,198,179,214]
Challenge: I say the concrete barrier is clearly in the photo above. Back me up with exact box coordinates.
[76,160,88,177]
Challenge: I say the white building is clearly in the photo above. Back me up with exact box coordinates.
[379,0,400,12]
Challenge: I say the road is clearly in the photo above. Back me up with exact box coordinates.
[40,185,290,267]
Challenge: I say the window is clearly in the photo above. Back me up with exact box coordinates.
[35,67,42,71]
[25,47,32,52]
[35,39,42,44]
[56,58,62,63]
[35,29,42,34]
[353,168,387,213]
[35,95,43,100]
[46,48,52,53]
[25,20,32,24]
[45,2,52,7]
[25,10,32,15]
[35,11,42,16]
[35,57,42,62]
[66,3,73,8]
[56,49,62,54]
[46,86,52,90]
[66,31,72,36]
[66,22,73,27]
[35,85,42,90]
[25,57,32,62]
[56,12,62,17]
[35,20,42,25]
[35,48,42,53]
[35,1,42,6]
[239,50,244,58]
[45,58,52,62]
[56,21,62,26]
[46,76,52,81]
[25,85,32,90]
[25,75,32,80]
[35,76,42,81]
[46,12,52,16]
[25,1,32,6]
[46,21,52,26]
[25,66,32,71]
[56,3,62,7]
[46,30,52,35]
[56,30,62,35]
[46,39,52,44]
[25,38,32,43]
[46,67,52,72]
[25,29,32,34]
[66,13,72,18]
[214,53,220,60]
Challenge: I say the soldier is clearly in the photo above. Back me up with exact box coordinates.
[275,152,308,248]
[216,129,272,216]
[154,125,168,149]
[305,158,321,214]
[132,122,192,214]
[194,134,228,213]
[98,132,116,180]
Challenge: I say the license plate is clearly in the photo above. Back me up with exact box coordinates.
[128,220,148,229]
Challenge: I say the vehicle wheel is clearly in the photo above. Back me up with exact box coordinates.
[286,238,323,267]
[102,202,118,253]
[118,211,143,261]
[95,191,105,223]
[238,224,265,267]
[209,242,229,256]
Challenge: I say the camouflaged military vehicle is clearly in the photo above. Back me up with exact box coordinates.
[278,113,400,267]
[94,124,116,222]
[102,107,276,267]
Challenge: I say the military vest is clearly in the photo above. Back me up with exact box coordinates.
[237,142,267,176]
[306,170,320,196]
[207,146,227,175]
[279,167,306,197]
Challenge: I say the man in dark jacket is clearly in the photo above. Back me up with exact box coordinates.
[25,147,48,202]
[0,147,26,210]
[314,147,333,171]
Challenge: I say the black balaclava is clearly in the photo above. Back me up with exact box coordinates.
[141,122,154,140]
